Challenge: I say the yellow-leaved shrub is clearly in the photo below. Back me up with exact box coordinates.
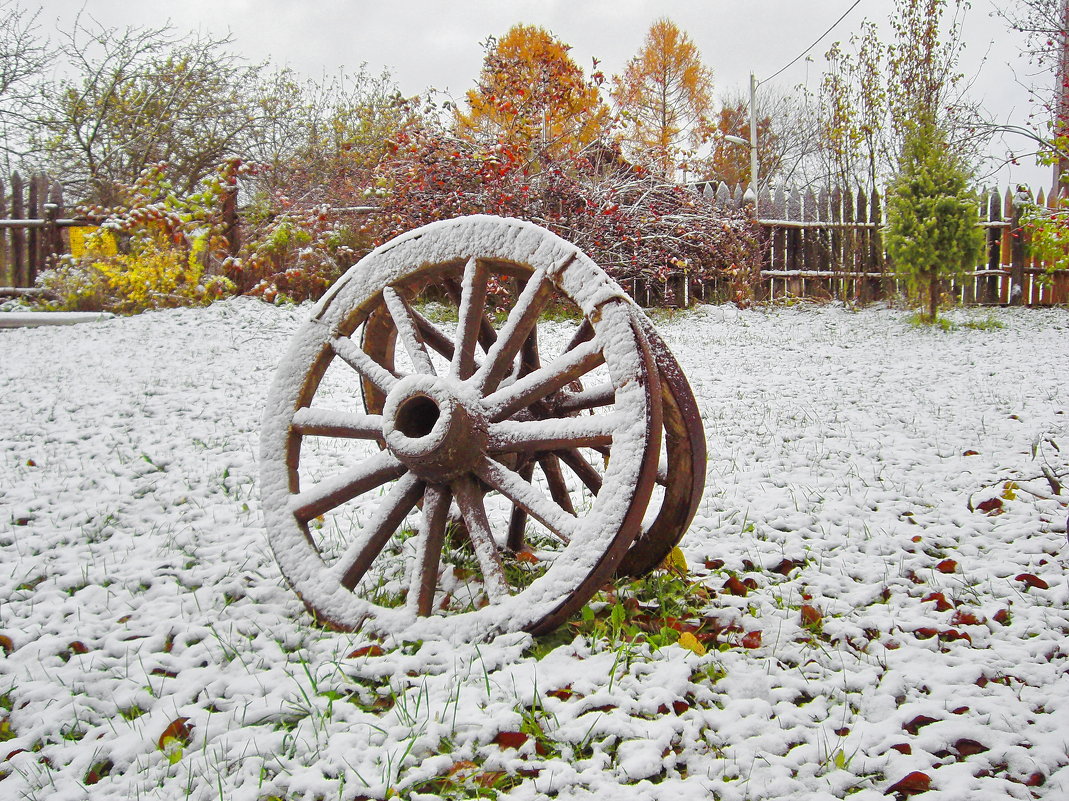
[40,235,234,314]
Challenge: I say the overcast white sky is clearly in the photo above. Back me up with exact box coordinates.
[39,0,1055,190]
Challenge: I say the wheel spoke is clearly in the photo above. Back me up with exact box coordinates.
[451,258,489,380]
[400,306,454,362]
[473,269,553,395]
[555,382,616,414]
[290,451,406,522]
[487,413,620,453]
[292,407,384,440]
[408,484,451,616]
[332,335,397,395]
[445,276,497,352]
[474,455,575,545]
[506,460,534,551]
[556,448,604,495]
[453,476,510,601]
[521,327,541,375]
[482,339,604,422]
[564,318,594,352]
[334,473,425,590]
[538,455,575,515]
[383,287,436,376]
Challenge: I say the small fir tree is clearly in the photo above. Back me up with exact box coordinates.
[885,118,983,322]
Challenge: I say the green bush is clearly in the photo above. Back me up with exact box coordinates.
[885,118,983,322]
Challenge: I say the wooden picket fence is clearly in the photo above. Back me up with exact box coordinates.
[0,173,75,298]
[3,172,1068,307]
[658,181,1069,307]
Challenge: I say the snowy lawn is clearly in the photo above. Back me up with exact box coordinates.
[1,299,1067,801]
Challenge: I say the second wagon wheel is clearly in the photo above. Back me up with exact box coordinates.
[261,216,665,639]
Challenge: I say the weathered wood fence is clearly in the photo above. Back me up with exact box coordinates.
[3,173,1068,306]
[646,181,1067,307]
[0,173,78,297]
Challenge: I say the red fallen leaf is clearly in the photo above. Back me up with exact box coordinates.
[84,759,114,786]
[976,497,1003,514]
[975,675,989,687]
[913,627,939,639]
[0,635,13,655]
[1024,772,1045,787]
[117,615,133,624]
[834,727,850,736]
[515,550,539,564]
[518,767,541,778]
[671,700,689,715]
[939,629,971,644]
[890,743,912,755]
[448,760,478,775]
[963,450,979,456]
[954,738,988,756]
[951,706,969,714]
[346,645,384,658]
[742,630,762,648]
[588,704,616,713]
[742,577,758,590]
[151,668,178,678]
[922,592,953,612]
[704,558,725,570]
[903,715,940,735]
[1015,573,1049,590]
[547,686,574,700]
[772,558,799,575]
[800,605,822,627]
[993,608,1011,625]
[936,559,957,574]
[493,731,528,749]
[157,717,193,751]
[911,535,923,543]
[723,576,749,596]
[887,771,931,795]
[951,610,984,626]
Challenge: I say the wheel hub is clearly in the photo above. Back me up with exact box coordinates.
[381,374,486,481]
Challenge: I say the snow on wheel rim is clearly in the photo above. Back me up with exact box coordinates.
[260,216,662,640]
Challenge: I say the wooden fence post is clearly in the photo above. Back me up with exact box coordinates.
[982,188,1002,305]
[1010,185,1030,306]
[11,172,26,288]
[28,173,44,286]
[0,175,7,286]
[223,185,240,257]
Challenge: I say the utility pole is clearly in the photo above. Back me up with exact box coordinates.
[749,72,759,205]
[1056,0,1069,187]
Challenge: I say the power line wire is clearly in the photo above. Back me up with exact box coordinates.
[759,0,864,86]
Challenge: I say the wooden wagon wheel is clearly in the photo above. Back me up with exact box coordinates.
[359,275,707,580]
[261,216,667,638]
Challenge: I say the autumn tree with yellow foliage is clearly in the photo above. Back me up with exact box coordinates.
[612,18,714,178]
[456,24,610,164]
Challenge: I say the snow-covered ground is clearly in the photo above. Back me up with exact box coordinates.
[1,298,1067,800]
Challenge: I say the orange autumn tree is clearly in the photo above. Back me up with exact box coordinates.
[456,24,610,163]
[612,18,714,178]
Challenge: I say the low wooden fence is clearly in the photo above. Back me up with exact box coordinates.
[3,173,1068,307]
[674,181,1068,307]
[0,173,84,297]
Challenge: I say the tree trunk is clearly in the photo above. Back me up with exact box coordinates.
[928,273,939,322]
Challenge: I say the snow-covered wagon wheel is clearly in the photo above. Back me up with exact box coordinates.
[359,278,706,580]
[260,216,696,639]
